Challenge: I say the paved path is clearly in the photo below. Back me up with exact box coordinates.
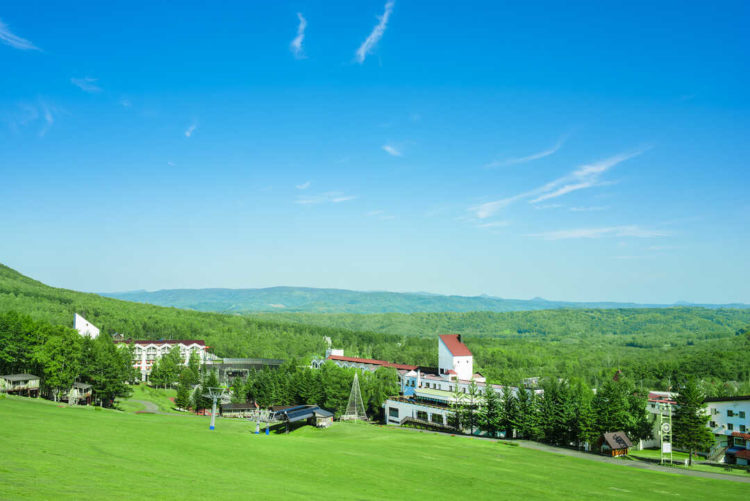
[516,440,750,483]
[396,427,749,483]
[130,399,165,415]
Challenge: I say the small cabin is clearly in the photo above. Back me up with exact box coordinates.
[220,402,256,418]
[67,383,93,405]
[598,431,633,457]
[0,374,40,397]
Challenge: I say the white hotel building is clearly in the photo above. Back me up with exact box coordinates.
[704,395,750,465]
[115,339,209,382]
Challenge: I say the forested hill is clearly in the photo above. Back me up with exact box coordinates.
[2,263,750,391]
[101,286,749,314]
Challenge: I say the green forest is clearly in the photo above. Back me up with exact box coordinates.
[2,263,749,394]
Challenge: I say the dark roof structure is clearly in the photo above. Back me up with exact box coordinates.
[221,402,256,411]
[438,334,472,357]
[1,374,40,381]
[115,339,206,346]
[602,431,633,450]
[272,405,333,423]
[327,354,417,371]
[73,382,91,390]
[703,395,750,403]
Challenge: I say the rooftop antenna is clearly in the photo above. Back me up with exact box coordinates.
[340,372,367,421]
[204,387,230,430]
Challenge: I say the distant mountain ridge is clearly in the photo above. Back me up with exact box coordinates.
[101,286,750,314]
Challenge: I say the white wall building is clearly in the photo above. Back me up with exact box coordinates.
[115,339,208,382]
[704,395,750,465]
[438,334,474,381]
[74,313,99,339]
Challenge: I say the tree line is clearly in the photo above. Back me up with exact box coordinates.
[0,311,135,406]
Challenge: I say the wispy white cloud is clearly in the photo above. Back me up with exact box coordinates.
[0,19,39,51]
[527,225,668,240]
[382,144,402,157]
[6,101,56,136]
[296,192,356,205]
[355,0,395,64]
[39,102,53,137]
[185,122,197,138]
[296,181,311,190]
[71,77,101,93]
[485,136,567,168]
[569,205,608,212]
[477,221,509,229]
[473,148,647,219]
[366,209,395,220]
[290,13,307,58]
[120,98,132,108]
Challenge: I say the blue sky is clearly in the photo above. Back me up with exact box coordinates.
[1,1,748,303]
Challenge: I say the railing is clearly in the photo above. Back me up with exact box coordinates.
[708,445,728,463]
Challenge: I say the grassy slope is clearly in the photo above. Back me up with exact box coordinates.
[117,384,178,414]
[1,397,746,500]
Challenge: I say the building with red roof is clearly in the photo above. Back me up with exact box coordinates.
[438,334,473,381]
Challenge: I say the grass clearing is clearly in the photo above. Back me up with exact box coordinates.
[1,396,747,500]
[117,384,178,414]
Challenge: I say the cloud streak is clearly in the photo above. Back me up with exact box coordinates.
[355,1,395,63]
[0,19,39,50]
[486,136,567,168]
[382,144,402,157]
[296,181,311,190]
[295,192,356,205]
[473,148,646,219]
[71,77,101,93]
[527,225,668,240]
[290,13,307,58]
[185,123,197,138]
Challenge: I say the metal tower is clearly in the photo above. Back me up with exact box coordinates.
[340,372,367,421]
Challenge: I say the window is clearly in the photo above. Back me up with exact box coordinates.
[710,421,716,428]
[735,438,746,447]
[727,410,734,417]
[417,411,428,421]
[388,408,399,418]
[741,425,747,433]
[740,411,746,419]
[431,413,443,424]
[727,423,734,431]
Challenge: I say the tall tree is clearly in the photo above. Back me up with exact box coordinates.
[673,378,715,465]
[33,325,82,401]
[479,384,502,437]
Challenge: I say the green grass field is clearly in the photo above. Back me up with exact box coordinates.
[1,396,746,500]
[116,384,179,414]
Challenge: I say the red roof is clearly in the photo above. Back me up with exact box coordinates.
[115,339,206,346]
[735,449,750,460]
[731,431,750,440]
[439,334,472,357]
[326,355,417,371]
[446,369,457,375]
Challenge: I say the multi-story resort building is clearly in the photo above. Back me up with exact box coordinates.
[315,334,522,432]
[704,395,750,465]
[115,339,209,382]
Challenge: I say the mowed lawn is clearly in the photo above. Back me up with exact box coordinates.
[1,397,746,500]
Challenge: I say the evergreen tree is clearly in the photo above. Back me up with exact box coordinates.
[175,367,193,410]
[461,381,482,435]
[500,385,518,439]
[448,382,466,432]
[673,378,715,465]
[479,384,502,437]
[515,385,540,440]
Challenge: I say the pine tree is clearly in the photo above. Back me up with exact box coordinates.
[479,384,502,437]
[674,378,715,466]
[175,368,193,410]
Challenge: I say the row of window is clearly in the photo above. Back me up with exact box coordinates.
[388,407,445,425]
[726,410,746,418]
[709,421,747,433]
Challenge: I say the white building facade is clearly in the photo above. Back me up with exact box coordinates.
[116,339,208,382]
[704,396,750,465]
